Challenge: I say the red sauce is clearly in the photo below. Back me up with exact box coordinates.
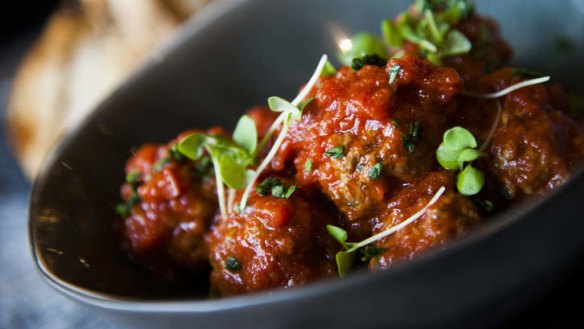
[117,10,584,295]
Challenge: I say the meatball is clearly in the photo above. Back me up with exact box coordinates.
[119,130,218,278]
[369,172,481,270]
[478,70,584,198]
[279,57,461,233]
[207,182,340,296]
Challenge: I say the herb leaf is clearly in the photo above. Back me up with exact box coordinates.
[233,115,257,154]
[381,19,404,47]
[177,133,207,160]
[359,245,383,262]
[352,54,388,71]
[441,29,472,56]
[225,257,242,271]
[219,153,250,189]
[437,127,486,195]
[256,177,296,199]
[335,251,355,278]
[325,146,345,159]
[368,163,383,180]
[337,32,387,67]
[388,64,402,85]
[322,60,337,77]
[268,96,300,117]
[304,158,313,172]
[402,122,422,153]
[443,127,477,150]
[326,225,348,245]
[457,164,485,196]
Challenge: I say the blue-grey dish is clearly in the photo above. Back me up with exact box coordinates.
[29,0,584,328]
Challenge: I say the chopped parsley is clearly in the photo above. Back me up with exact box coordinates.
[368,163,383,180]
[256,177,296,198]
[116,171,143,217]
[402,122,422,153]
[325,146,345,159]
[359,245,384,262]
[388,65,402,85]
[351,54,387,71]
[225,257,242,271]
[304,158,313,172]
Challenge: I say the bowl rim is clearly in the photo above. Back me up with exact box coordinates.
[27,0,584,314]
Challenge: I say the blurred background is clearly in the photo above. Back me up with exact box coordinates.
[0,1,583,328]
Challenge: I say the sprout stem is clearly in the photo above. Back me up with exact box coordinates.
[479,101,502,153]
[461,76,550,99]
[347,186,446,251]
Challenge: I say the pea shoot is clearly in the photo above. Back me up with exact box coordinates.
[436,127,484,196]
[328,186,446,277]
[238,55,330,211]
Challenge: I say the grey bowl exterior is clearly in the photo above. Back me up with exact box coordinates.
[29,0,584,328]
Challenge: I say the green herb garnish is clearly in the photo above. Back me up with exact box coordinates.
[358,245,384,262]
[512,68,544,79]
[237,56,330,211]
[368,163,383,180]
[256,177,296,198]
[322,60,337,77]
[436,127,484,196]
[388,64,402,85]
[325,146,345,159]
[225,257,242,271]
[304,158,313,172]
[402,121,422,153]
[338,33,387,67]
[327,186,446,277]
[352,54,387,71]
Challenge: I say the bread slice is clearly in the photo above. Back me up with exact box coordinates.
[7,0,208,178]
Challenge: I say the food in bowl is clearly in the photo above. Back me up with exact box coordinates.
[115,0,584,296]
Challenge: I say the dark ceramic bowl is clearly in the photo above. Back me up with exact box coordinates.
[29,0,584,328]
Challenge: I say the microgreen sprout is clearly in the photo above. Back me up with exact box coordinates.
[460,76,551,99]
[178,130,255,218]
[436,127,484,195]
[322,60,337,77]
[238,55,330,211]
[337,33,387,67]
[327,186,446,277]
[178,56,328,216]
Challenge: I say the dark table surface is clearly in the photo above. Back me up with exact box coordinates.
[1,22,583,329]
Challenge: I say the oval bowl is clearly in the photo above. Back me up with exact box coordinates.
[29,0,584,328]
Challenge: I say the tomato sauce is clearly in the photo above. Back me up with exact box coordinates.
[117,9,584,295]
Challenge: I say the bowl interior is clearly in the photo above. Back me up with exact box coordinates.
[30,0,584,300]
